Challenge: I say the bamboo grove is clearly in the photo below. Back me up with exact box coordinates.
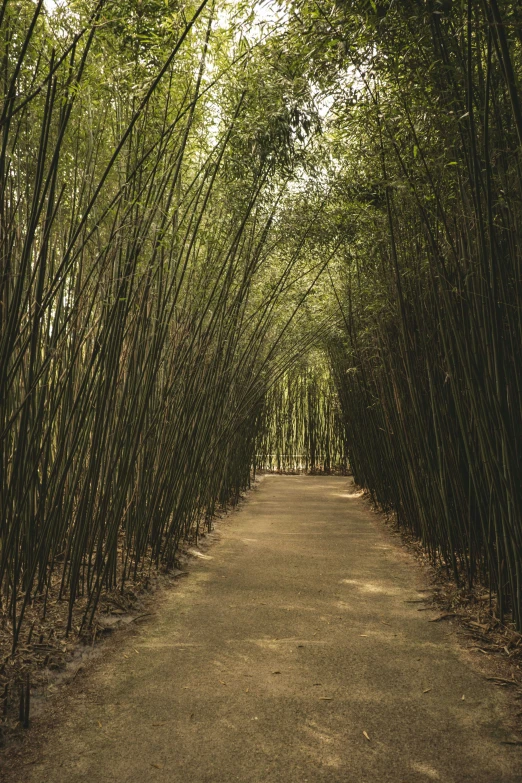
[2,0,522,664]
[307,0,522,629]
[0,0,333,654]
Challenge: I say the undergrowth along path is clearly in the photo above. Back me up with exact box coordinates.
[11,477,522,782]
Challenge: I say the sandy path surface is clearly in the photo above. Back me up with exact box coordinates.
[11,476,522,782]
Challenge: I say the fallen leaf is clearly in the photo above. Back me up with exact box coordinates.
[359,634,368,637]
[245,688,249,693]
[429,613,456,622]
[423,688,431,694]
[468,621,489,631]
[187,548,212,560]
[461,695,465,700]
[363,731,370,741]
[486,677,518,686]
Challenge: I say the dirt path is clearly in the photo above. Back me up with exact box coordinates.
[10,476,522,782]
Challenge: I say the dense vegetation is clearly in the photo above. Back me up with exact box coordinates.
[0,0,335,660]
[1,0,522,696]
[315,0,522,631]
[256,355,348,473]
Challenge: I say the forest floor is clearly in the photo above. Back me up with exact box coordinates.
[4,475,522,783]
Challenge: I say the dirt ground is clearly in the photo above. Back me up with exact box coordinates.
[4,476,522,782]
